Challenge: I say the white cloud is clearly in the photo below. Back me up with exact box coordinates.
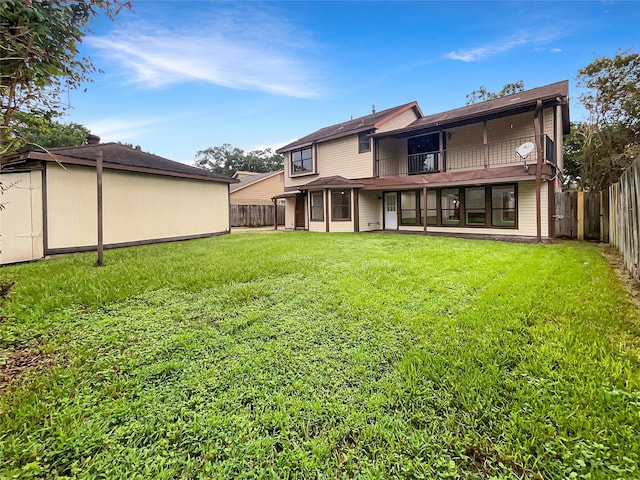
[87,7,323,98]
[83,116,169,143]
[445,29,562,62]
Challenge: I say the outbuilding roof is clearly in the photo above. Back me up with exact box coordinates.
[3,143,237,183]
[277,102,422,153]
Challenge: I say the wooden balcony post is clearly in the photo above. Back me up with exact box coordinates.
[423,186,428,235]
[483,121,488,168]
[534,100,543,243]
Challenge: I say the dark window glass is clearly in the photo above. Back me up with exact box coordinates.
[331,190,351,221]
[291,147,312,174]
[358,133,371,153]
[310,191,324,221]
[465,187,486,226]
[425,190,437,225]
[491,185,516,227]
[400,191,419,225]
[441,188,460,225]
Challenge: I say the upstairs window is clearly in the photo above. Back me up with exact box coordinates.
[358,132,371,153]
[291,147,313,175]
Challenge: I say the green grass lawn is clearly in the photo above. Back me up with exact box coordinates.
[1,232,639,479]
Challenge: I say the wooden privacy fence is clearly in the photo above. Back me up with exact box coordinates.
[609,157,640,280]
[231,204,285,227]
[555,191,606,241]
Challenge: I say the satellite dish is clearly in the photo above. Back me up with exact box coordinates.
[516,142,535,159]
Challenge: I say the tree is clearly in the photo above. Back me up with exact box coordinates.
[195,144,284,176]
[0,0,130,158]
[13,116,89,148]
[562,122,585,186]
[574,49,640,190]
[466,80,525,105]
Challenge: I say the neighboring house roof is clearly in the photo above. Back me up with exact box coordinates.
[3,143,238,183]
[230,169,284,193]
[232,171,260,179]
[277,101,422,153]
[377,80,570,138]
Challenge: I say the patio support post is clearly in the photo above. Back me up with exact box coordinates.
[353,189,360,232]
[534,100,543,243]
[96,150,104,267]
[439,131,445,172]
[423,186,428,235]
[273,198,278,230]
[324,188,330,232]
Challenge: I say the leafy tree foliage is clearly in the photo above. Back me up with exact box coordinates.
[562,122,584,186]
[573,50,640,190]
[195,144,284,176]
[0,0,130,158]
[13,116,89,149]
[466,80,525,105]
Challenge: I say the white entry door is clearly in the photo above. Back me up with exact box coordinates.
[384,192,397,230]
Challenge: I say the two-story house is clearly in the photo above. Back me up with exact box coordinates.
[276,81,569,242]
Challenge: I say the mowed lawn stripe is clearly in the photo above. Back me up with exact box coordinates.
[0,232,638,479]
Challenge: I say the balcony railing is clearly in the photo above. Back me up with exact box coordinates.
[378,135,554,177]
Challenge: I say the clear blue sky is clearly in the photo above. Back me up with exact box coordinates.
[65,0,639,164]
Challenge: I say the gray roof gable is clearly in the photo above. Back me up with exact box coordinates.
[277,102,421,153]
[20,143,238,183]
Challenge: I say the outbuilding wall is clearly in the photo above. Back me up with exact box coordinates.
[45,164,229,252]
[0,171,44,264]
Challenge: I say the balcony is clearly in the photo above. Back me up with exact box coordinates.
[378,135,554,178]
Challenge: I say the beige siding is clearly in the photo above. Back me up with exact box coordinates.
[0,171,44,264]
[230,172,284,205]
[377,108,420,133]
[446,123,486,171]
[377,137,408,176]
[308,220,325,232]
[359,190,382,231]
[46,164,229,250]
[319,136,373,179]
[285,136,373,189]
[283,197,296,229]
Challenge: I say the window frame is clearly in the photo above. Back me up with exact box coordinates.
[464,186,487,227]
[399,190,422,226]
[309,191,324,222]
[491,184,518,228]
[440,188,461,226]
[358,132,371,154]
[289,146,313,177]
[331,189,351,222]
[391,184,517,229]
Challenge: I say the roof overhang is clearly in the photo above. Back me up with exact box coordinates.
[272,191,302,199]
[360,164,554,190]
[2,151,238,183]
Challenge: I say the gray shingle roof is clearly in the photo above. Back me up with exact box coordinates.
[230,170,283,192]
[382,81,570,137]
[36,143,237,183]
[277,102,420,153]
